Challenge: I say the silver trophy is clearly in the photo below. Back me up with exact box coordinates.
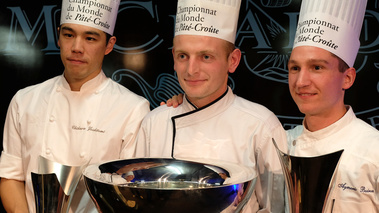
[272,139,343,213]
[31,156,88,213]
[83,158,257,213]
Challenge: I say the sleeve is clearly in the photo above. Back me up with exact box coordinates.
[375,160,379,212]
[255,115,287,213]
[119,99,150,159]
[133,117,150,158]
[0,94,25,180]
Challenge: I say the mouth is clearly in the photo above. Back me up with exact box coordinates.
[296,92,317,98]
[67,58,86,64]
[298,93,316,96]
[185,79,206,84]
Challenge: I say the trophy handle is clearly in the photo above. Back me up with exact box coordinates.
[32,156,89,213]
[272,139,343,213]
[32,173,70,213]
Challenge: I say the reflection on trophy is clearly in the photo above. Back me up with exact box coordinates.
[83,158,257,213]
[31,156,88,213]
[272,139,343,213]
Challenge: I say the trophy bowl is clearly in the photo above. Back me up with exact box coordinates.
[83,158,257,213]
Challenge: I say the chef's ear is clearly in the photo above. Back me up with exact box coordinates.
[342,67,356,91]
[57,26,61,47]
[228,48,241,74]
[105,36,116,55]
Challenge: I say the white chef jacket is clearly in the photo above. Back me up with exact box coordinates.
[286,106,379,213]
[135,88,288,213]
[0,71,150,213]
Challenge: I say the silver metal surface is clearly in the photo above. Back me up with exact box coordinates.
[31,156,88,213]
[272,139,343,213]
[83,158,257,213]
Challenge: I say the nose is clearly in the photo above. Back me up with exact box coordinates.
[186,58,199,76]
[71,37,84,53]
[294,69,311,88]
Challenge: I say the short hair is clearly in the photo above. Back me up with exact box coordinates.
[172,37,236,60]
[105,33,112,45]
[224,41,236,59]
[330,53,349,73]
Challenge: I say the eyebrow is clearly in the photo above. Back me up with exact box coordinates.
[288,59,329,65]
[61,26,101,37]
[199,50,215,55]
[309,59,329,64]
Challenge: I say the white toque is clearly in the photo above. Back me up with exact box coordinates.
[60,0,120,35]
[174,0,241,44]
[293,0,367,67]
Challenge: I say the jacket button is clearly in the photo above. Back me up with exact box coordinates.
[46,149,51,154]
[80,152,86,158]
[292,140,296,146]
[49,115,55,122]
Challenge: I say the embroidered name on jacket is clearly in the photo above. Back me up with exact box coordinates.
[72,125,105,133]
[338,183,357,191]
[338,183,375,194]
[360,186,374,193]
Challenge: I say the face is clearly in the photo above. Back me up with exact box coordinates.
[172,35,240,108]
[288,46,355,121]
[58,23,115,89]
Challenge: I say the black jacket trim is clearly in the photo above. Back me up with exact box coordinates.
[170,89,229,158]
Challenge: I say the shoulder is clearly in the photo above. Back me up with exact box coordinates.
[232,96,273,114]
[231,96,280,125]
[347,118,379,163]
[13,76,59,101]
[352,118,379,134]
[105,79,149,104]
[143,104,178,121]
[348,117,379,143]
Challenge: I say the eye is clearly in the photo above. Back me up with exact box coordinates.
[288,65,299,72]
[63,33,73,38]
[86,36,96,41]
[202,54,214,62]
[314,65,321,70]
[178,53,187,60]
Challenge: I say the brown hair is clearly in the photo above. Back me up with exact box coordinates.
[330,53,350,73]
[224,41,236,59]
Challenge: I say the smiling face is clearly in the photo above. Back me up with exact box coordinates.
[288,46,355,130]
[172,35,241,108]
[58,23,116,91]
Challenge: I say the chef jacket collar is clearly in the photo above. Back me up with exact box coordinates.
[170,87,234,158]
[299,106,355,142]
[60,71,109,93]
[184,88,229,110]
[173,87,234,128]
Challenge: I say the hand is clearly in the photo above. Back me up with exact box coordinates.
[233,184,244,206]
[160,93,184,108]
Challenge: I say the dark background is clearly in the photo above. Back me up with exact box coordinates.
[0,0,378,211]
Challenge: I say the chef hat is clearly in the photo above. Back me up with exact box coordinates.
[60,0,120,35]
[293,0,367,67]
[174,0,241,44]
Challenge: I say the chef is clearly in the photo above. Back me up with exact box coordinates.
[0,0,150,212]
[286,0,379,212]
[134,0,288,212]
